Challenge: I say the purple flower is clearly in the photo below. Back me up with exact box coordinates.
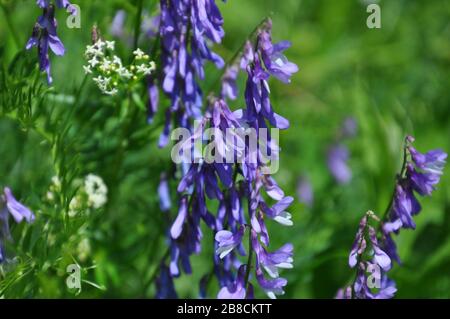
[339,136,446,299]
[335,286,352,299]
[3,187,35,224]
[389,184,420,229]
[217,265,247,299]
[221,65,239,100]
[110,10,127,38]
[348,216,367,268]
[261,196,294,226]
[255,242,294,278]
[215,226,245,259]
[152,0,225,147]
[296,176,314,207]
[327,144,352,184]
[170,196,188,239]
[27,4,66,84]
[258,25,298,83]
[155,265,178,299]
[372,276,397,299]
[256,268,287,299]
[368,226,391,271]
[407,163,441,196]
[408,146,447,175]
[0,187,35,263]
[341,117,358,138]
[158,173,171,212]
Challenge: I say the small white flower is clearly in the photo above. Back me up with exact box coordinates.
[117,66,132,79]
[84,174,108,209]
[88,58,100,67]
[46,191,54,201]
[133,48,145,59]
[105,40,115,50]
[51,176,61,189]
[77,238,91,262]
[83,65,92,74]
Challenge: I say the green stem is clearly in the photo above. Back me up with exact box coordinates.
[133,0,144,52]
[244,226,254,292]
[1,4,21,50]
[380,137,410,222]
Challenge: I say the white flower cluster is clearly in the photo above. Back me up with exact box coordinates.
[84,40,156,96]
[46,174,108,218]
[84,174,108,209]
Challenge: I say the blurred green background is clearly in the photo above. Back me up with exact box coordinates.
[0,0,449,298]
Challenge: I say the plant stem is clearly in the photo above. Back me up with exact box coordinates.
[380,137,409,222]
[244,226,254,292]
[133,0,144,52]
[1,4,21,50]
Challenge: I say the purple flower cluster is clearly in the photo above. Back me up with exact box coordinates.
[149,0,225,147]
[26,1,75,84]
[214,21,297,299]
[381,136,447,264]
[338,137,446,299]
[0,188,35,263]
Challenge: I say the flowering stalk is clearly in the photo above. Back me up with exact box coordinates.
[149,0,226,147]
[337,136,447,299]
[26,0,76,84]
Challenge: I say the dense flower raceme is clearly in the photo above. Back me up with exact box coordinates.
[0,188,35,263]
[337,137,446,299]
[162,20,297,299]
[26,1,76,84]
[149,0,226,147]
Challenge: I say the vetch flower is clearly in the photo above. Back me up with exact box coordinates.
[217,265,248,299]
[152,0,226,146]
[27,1,75,84]
[0,187,35,263]
[215,226,245,259]
[338,136,446,298]
[3,187,35,224]
[255,268,287,299]
[258,22,299,83]
[156,265,178,299]
[256,242,294,278]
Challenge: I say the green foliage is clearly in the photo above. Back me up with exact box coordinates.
[0,0,449,298]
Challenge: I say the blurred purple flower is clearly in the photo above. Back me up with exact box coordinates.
[110,10,127,38]
[158,173,171,212]
[296,176,313,207]
[221,65,239,100]
[0,187,35,263]
[341,117,358,138]
[327,144,352,184]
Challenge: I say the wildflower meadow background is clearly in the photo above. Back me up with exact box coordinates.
[0,0,449,298]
